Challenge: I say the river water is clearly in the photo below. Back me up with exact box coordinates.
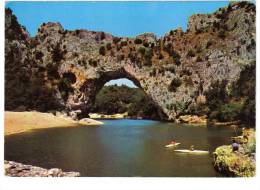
[4,119,236,177]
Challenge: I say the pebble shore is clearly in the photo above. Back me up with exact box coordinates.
[4,160,80,177]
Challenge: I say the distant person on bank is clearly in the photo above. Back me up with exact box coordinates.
[232,140,239,152]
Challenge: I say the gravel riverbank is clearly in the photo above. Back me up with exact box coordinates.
[4,160,80,177]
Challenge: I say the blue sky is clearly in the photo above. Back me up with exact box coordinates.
[6,1,229,87]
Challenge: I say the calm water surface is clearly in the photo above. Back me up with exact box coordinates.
[5,119,236,177]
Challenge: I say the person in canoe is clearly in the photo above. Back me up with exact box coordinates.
[189,145,194,151]
[165,140,180,148]
[170,140,176,145]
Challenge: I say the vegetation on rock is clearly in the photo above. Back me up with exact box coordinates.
[99,46,106,56]
[204,63,255,125]
[213,145,255,177]
[168,77,182,92]
[91,85,161,120]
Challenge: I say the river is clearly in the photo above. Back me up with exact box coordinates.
[4,119,236,177]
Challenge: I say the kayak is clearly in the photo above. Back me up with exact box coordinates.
[174,149,209,154]
[165,143,181,148]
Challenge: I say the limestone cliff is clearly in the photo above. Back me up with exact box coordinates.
[5,2,256,120]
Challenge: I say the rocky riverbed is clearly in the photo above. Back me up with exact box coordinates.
[4,160,80,177]
[176,115,207,124]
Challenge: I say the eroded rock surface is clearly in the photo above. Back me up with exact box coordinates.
[5,2,256,121]
[5,160,80,177]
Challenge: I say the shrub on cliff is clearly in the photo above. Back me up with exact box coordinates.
[100,32,105,40]
[188,101,208,116]
[218,30,226,39]
[196,56,203,62]
[206,40,213,48]
[128,52,137,63]
[63,72,76,84]
[158,53,164,60]
[52,43,65,63]
[150,68,156,76]
[120,40,128,47]
[134,38,143,44]
[205,80,229,111]
[99,46,106,56]
[144,48,153,66]
[180,68,192,77]
[89,59,98,67]
[117,54,125,61]
[241,98,255,125]
[137,46,153,65]
[186,49,195,57]
[138,47,146,55]
[113,37,121,44]
[209,102,242,122]
[168,77,182,92]
[231,63,255,125]
[213,21,220,30]
[174,100,191,114]
[30,37,40,47]
[143,41,149,47]
[58,77,74,101]
[172,50,181,66]
[106,43,112,50]
[46,63,59,79]
[163,42,172,54]
[35,51,44,60]
[75,29,80,35]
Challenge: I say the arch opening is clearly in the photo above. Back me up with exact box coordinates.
[105,78,138,88]
[89,78,163,120]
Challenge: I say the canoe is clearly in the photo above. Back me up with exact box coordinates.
[174,149,209,154]
[165,143,181,148]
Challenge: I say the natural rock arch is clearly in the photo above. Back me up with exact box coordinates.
[73,66,168,119]
[5,2,256,121]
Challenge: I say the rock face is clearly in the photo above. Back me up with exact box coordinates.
[5,2,256,121]
[5,160,80,177]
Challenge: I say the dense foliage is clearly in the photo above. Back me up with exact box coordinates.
[91,85,160,119]
[204,63,255,125]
